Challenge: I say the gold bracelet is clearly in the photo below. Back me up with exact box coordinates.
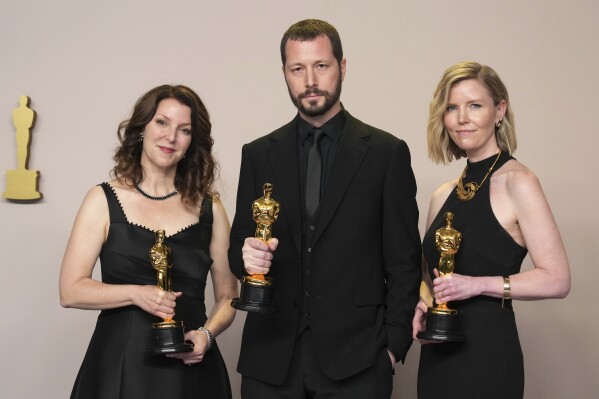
[502,276,511,308]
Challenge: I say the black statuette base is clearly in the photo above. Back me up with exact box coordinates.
[417,309,465,342]
[232,280,278,313]
[147,321,194,355]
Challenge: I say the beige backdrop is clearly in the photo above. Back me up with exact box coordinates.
[1,1,597,398]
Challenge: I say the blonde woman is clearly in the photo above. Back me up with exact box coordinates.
[413,62,570,398]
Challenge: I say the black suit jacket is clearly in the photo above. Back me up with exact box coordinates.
[229,110,421,384]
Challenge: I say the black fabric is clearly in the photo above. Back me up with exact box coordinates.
[305,128,325,217]
[418,152,527,399]
[296,111,347,335]
[241,329,393,399]
[229,109,421,384]
[70,183,231,399]
[297,110,345,214]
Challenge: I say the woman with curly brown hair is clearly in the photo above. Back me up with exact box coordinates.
[60,85,237,399]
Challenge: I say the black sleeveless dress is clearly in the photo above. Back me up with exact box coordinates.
[418,153,528,399]
[70,183,232,399]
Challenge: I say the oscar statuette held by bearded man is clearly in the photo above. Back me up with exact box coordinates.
[232,183,280,313]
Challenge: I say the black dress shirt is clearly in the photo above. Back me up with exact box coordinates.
[295,109,346,334]
[296,110,346,213]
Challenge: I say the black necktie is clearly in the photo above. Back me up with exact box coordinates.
[306,128,325,218]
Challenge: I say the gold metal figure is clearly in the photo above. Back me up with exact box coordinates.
[150,230,174,323]
[252,183,280,242]
[432,212,462,314]
[147,230,192,354]
[247,183,280,284]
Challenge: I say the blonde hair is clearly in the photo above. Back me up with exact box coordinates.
[427,62,516,164]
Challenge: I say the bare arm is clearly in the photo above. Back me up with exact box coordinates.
[433,166,570,303]
[499,167,570,299]
[204,198,238,337]
[59,185,179,320]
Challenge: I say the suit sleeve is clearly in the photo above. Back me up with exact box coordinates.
[228,144,258,279]
[382,140,422,362]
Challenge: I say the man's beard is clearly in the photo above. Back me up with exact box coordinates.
[287,72,342,117]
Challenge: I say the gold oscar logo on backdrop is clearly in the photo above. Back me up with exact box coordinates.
[3,95,42,200]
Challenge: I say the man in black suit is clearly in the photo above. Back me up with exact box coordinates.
[228,19,421,398]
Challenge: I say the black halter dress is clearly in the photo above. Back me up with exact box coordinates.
[418,152,527,399]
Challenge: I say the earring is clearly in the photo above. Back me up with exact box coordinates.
[139,132,144,142]
[495,120,502,128]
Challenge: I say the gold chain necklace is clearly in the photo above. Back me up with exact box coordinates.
[456,151,501,201]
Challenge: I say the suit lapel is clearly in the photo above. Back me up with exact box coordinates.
[269,121,302,255]
[312,112,371,243]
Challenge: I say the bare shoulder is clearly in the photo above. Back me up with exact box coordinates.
[426,179,457,228]
[496,159,543,199]
[106,178,127,190]
[492,159,550,230]
[73,184,110,231]
[432,179,457,199]
[210,195,224,213]
[430,180,456,209]
[211,196,230,221]
[83,184,109,207]
[105,178,136,198]
[208,195,231,254]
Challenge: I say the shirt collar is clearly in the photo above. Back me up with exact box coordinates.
[296,108,346,145]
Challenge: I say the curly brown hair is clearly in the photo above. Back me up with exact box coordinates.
[112,84,218,207]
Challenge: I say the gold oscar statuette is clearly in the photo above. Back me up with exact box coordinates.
[417,212,466,342]
[147,230,193,355]
[232,183,280,313]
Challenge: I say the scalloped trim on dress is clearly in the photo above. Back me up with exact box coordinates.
[104,182,200,238]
